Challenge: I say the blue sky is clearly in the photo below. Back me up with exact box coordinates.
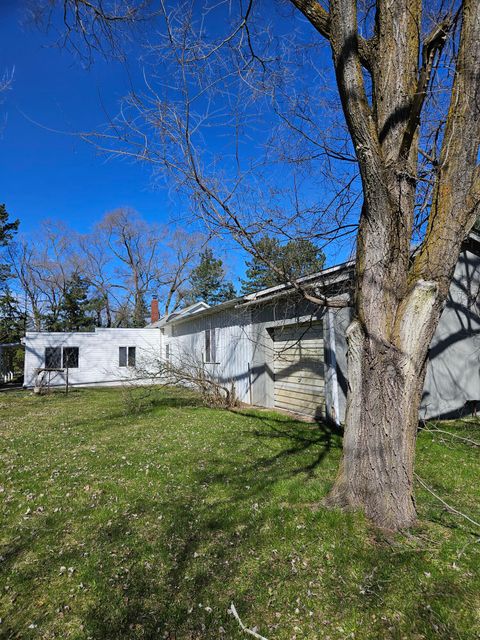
[0,1,357,280]
[0,1,177,236]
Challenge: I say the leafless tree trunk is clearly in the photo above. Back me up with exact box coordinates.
[308,0,480,528]
[157,228,208,315]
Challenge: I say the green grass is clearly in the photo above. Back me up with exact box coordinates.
[1,387,479,640]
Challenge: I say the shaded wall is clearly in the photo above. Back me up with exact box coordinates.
[420,248,480,419]
[330,248,480,422]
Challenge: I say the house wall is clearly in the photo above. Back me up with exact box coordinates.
[166,295,347,421]
[420,248,480,419]
[23,328,161,388]
[166,306,254,403]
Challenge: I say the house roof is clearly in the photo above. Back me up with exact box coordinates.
[146,301,210,328]
[161,230,480,328]
[163,260,354,328]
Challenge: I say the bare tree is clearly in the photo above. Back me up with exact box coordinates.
[9,222,79,330]
[157,227,208,315]
[7,240,43,331]
[96,207,162,326]
[38,0,480,530]
[78,230,121,326]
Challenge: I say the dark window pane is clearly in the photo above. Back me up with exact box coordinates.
[128,346,136,367]
[63,347,79,368]
[119,347,127,367]
[211,328,216,363]
[45,347,61,369]
[205,329,211,362]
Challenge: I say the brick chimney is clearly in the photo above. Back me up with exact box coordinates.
[151,298,160,324]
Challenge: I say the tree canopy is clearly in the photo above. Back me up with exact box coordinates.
[241,237,326,295]
[187,248,236,306]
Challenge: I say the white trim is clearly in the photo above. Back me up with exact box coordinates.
[327,308,341,426]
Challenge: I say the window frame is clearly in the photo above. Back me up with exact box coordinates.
[119,346,136,368]
[62,346,79,369]
[119,346,127,367]
[45,346,62,369]
[204,328,217,363]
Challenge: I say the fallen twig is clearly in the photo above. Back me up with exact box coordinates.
[415,473,480,530]
[229,604,270,640]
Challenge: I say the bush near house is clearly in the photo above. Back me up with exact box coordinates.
[0,387,479,639]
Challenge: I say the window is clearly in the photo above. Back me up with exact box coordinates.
[205,328,216,363]
[165,344,170,361]
[45,346,79,369]
[63,347,79,368]
[119,346,136,367]
[45,347,61,369]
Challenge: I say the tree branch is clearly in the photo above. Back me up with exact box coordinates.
[289,0,373,71]
[399,14,457,161]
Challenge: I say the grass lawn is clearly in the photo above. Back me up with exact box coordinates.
[1,386,479,639]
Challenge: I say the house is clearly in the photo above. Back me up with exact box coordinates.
[22,303,205,390]
[23,233,480,420]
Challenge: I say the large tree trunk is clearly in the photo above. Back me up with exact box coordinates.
[321,0,480,530]
[328,281,440,529]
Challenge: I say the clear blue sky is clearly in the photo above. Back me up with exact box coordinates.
[0,1,357,275]
[0,1,176,236]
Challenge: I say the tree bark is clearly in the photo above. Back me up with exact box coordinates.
[322,0,480,529]
[327,281,441,529]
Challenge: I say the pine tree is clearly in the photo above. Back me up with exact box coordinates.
[187,248,236,306]
[0,204,19,285]
[240,237,325,295]
[240,237,283,295]
[0,286,26,343]
[56,272,94,331]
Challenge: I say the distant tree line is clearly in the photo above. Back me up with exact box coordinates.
[1,204,326,337]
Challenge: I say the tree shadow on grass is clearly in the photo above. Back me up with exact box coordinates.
[3,398,477,640]
[232,408,343,477]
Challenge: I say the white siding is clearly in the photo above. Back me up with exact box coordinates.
[24,328,161,388]
[167,307,254,403]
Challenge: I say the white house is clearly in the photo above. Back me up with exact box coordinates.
[23,233,480,421]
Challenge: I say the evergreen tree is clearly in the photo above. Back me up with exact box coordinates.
[240,237,325,295]
[216,281,237,304]
[56,272,93,331]
[0,203,19,284]
[240,237,283,295]
[0,286,26,343]
[132,294,148,327]
[187,248,236,306]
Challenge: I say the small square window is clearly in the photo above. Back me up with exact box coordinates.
[45,347,61,369]
[63,347,79,368]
